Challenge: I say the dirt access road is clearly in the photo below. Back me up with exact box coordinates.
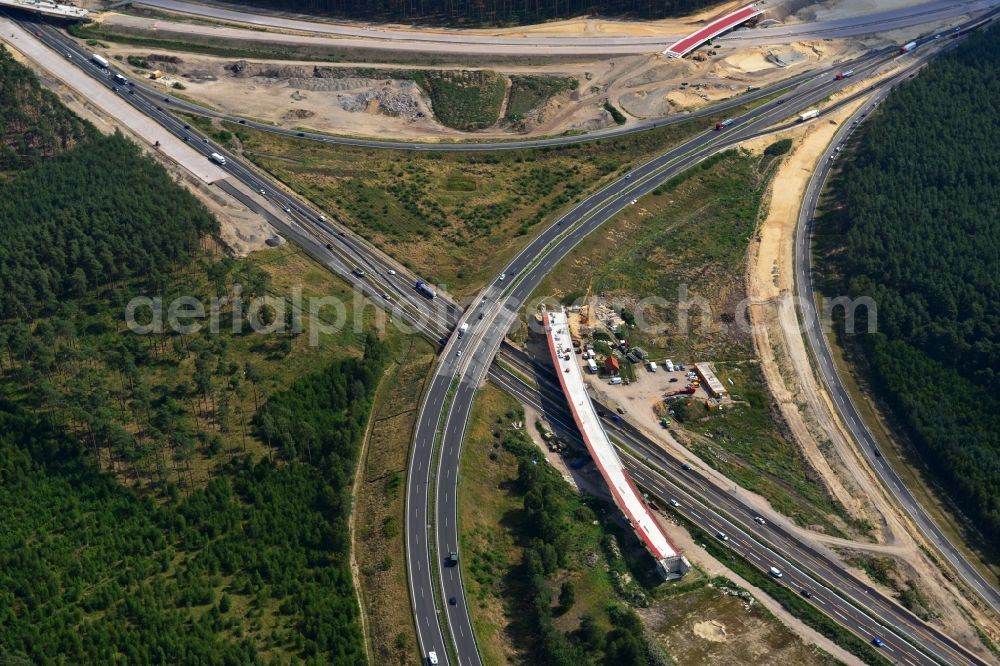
[743,91,1000,655]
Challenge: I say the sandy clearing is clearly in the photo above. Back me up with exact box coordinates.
[653,511,865,666]
[741,78,1000,656]
[129,0,745,39]
[524,371,865,664]
[90,17,869,142]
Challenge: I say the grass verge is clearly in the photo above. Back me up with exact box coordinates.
[676,515,893,666]
[354,336,436,664]
[531,148,854,535]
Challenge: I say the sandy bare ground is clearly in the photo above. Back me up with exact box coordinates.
[99,35,858,142]
[742,88,1000,657]
[652,510,865,666]
[524,377,864,664]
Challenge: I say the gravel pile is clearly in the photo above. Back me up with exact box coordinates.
[339,84,421,119]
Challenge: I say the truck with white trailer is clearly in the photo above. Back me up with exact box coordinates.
[91,53,109,68]
[415,280,436,299]
[798,109,820,122]
[899,41,917,53]
[210,152,227,166]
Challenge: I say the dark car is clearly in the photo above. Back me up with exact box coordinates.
[446,551,458,567]
[682,463,692,471]
[325,243,333,250]
[448,597,457,606]
[297,132,305,137]
[238,119,246,124]
[184,124,190,129]
[801,589,812,598]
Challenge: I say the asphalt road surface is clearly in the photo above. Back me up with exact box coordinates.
[794,67,1000,617]
[130,0,1000,55]
[408,38,967,665]
[488,355,988,666]
[148,68,819,152]
[13,11,999,664]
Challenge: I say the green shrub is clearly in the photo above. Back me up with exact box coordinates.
[603,101,627,125]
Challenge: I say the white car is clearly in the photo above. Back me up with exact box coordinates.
[318,214,327,222]
[427,651,439,666]
[283,207,291,213]
[388,269,397,276]
[259,189,266,195]
[669,499,680,508]
[498,273,506,282]
[456,350,463,358]
[754,516,766,526]
[630,199,637,205]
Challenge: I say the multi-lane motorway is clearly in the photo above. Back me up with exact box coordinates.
[794,65,1000,618]
[488,352,988,666]
[405,34,993,666]
[10,11,1000,665]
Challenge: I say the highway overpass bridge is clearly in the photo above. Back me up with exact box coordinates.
[664,3,762,57]
[544,308,690,579]
[0,0,87,20]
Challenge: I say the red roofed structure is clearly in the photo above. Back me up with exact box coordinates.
[664,4,763,57]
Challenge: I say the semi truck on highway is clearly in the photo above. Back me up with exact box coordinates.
[798,109,820,122]
[113,73,128,85]
[210,152,227,166]
[834,69,854,80]
[415,280,436,299]
[715,118,734,131]
[900,41,917,53]
[91,53,109,68]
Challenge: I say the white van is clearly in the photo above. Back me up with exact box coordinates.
[769,567,783,578]
[608,377,623,385]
